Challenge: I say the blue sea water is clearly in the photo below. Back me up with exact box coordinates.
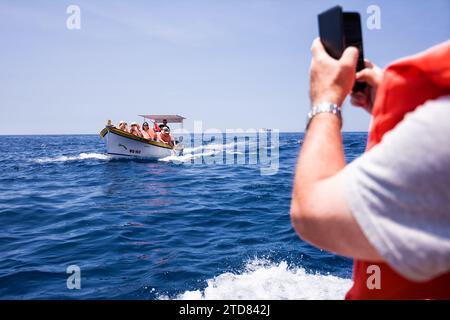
[0,132,367,299]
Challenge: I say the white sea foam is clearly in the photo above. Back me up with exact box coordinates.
[34,153,110,164]
[160,259,352,300]
[158,151,216,163]
[183,141,243,154]
[160,140,257,163]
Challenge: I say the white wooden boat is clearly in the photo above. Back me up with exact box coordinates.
[99,115,185,160]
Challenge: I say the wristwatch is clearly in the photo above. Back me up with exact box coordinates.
[306,102,342,130]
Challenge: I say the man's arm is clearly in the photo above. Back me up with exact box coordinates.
[290,38,383,261]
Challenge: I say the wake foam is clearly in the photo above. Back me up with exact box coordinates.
[34,153,110,164]
[160,141,257,163]
[160,259,352,300]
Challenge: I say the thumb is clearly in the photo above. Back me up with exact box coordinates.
[340,46,359,69]
[356,68,378,87]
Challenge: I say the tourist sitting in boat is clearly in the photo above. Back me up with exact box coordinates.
[158,119,170,132]
[141,122,157,140]
[118,120,128,132]
[153,120,161,132]
[158,127,174,147]
[129,122,143,138]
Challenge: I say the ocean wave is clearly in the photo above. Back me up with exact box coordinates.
[34,153,110,164]
[160,259,352,300]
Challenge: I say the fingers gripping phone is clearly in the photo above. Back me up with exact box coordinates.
[318,6,367,92]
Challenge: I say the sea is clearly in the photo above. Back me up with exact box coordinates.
[0,132,368,299]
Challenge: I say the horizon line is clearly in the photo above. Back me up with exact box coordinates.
[0,131,369,136]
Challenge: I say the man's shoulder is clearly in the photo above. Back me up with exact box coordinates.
[351,95,450,179]
[404,95,450,131]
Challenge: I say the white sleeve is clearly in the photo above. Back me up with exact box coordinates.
[342,96,450,282]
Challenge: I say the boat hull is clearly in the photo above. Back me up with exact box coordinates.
[100,127,182,160]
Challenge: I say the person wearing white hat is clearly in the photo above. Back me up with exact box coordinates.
[118,120,128,132]
[129,122,143,138]
[157,126,174,147]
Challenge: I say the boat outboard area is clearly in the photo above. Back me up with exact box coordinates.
[100,115,185,160]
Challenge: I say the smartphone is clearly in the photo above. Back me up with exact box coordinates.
[318,6,345,60]
[343,12,366,92]
[318,6,367,92]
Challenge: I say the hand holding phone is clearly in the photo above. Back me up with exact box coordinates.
[309,38,360,107]
[351,60,384,114]
[318,6,367,92]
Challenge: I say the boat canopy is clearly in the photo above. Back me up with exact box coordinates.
[139,115,186,123]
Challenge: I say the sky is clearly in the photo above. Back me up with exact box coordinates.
[0,0,449,134]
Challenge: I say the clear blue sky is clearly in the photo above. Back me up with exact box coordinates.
[0,0,449,134]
